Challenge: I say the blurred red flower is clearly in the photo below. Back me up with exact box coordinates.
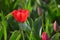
[42,32,49,40]
[12,9,29,23]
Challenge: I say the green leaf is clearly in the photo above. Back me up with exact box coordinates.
[46,18,50,37]
[16,34,21,40]
[56,7,60,16]
[28,17,34,28]
[36,0,41,5]
[18,0,26,8]
[0,23,3,40]
[27,17,36,40]
[0,13,1,16]
[1,12,8,40]
[51,33,60,40]
[22,22,31,31]
[5,13,12,20]
[34,17,42,40]
[45,18,53,37]
[9,31,21,40]
[34,17,42,33]
[0,31,2,40]
[13,0,18,9]
[25,0,32,11]
[29,31,36,40]
[5,0,9,7]
[39,27,42,38]
[48,0,58,21]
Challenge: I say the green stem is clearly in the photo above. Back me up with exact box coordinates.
[29,19,34,40]
[29,31,32,40]
[42,11,45,31]
[19,23,25,40]
[2,22,7,40]
[22,31,25,40]
[1,12,7,40]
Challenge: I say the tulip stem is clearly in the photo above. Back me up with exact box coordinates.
[22,31,25,40]
[19,23,25,40]
[42,11,45,31]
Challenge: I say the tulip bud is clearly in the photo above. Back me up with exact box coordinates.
[37,6,43,16]
[42,32,49,40]
[53,21,58,32]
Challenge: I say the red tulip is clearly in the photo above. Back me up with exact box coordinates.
[53,21,57,32]
[42,32,49,40]
[12,9,29,23]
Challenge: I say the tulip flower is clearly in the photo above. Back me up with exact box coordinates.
[53,21,57,32]
[42,32,49,40]
[37,7,42,16]
[12,9,29,23]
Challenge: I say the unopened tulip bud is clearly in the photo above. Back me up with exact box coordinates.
[42,32,49,40]
[53,21,58,32]
[37,7,43,16]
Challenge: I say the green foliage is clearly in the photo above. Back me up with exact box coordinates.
[9,31,21,40]
[0,0,60,40]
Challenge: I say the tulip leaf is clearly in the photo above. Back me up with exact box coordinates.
[46,18,50,37]
[9,31,21,40]
[48,0,58,21]
[16,35,21,40]
[51,33,60,40]
[34,17,42,40]
[39,27,42,38]
[34,17,42,33]
[1,12,8,40]
[5,13,12,20]
[0,23,3,40]
[5,0,9,7]
[25,0,32,11]
[45,17,53,37]
[29,31,37,40]
[13,0,18,9]
[56,7,60,16]
[22,22,31,31]
[28,17,34,29]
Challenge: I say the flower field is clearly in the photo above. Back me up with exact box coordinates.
[0,0,60,40]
